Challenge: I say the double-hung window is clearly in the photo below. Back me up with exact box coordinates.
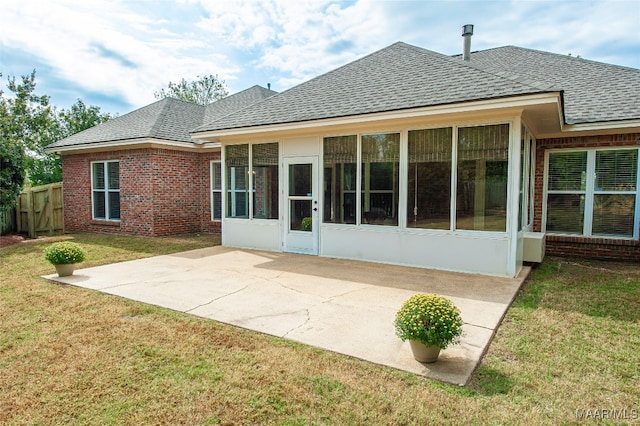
[545,148,639,238]
[211,161,222,221]
[92,161,120,221]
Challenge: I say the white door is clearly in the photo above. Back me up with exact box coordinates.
[283,156,319,255]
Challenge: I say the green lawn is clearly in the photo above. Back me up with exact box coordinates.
[1,234,638,425]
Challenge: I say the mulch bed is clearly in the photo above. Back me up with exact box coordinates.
[0,234,29,247]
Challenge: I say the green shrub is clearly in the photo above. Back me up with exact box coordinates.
[43,241,87,265]
[394,293,463,349]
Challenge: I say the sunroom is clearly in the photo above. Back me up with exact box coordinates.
[206,110,545,278]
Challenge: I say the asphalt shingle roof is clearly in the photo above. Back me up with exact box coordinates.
[49,42,640,149]
[194,42,551,133]
[466,46,640,124]
[47,85,276,149]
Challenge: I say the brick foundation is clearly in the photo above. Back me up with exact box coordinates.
[545,235,640,261]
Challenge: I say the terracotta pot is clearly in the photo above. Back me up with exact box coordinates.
[409,340,441,363]
[55,263,75,277]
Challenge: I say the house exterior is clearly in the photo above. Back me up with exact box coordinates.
[46,41,640,277]
[46,85,277,237]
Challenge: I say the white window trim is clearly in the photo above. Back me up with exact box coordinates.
[223,142,279,221]
[210,160,222,222]
[90,160,120,222]
[543,147,640,239]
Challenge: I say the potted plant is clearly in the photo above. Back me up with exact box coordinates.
[394,293,463,363]
[44,241,87,277]
[301,216,312,232]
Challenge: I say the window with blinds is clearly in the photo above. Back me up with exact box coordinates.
[323,135,357,224]
[407,127,452,230]
[546,149,638,237]
[91,161,120,221]
[252,142,279,219]
[456,124,509,232]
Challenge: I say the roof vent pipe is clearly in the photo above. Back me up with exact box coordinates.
[462,24,474,61]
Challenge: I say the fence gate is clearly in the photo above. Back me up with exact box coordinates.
[17,183,64,238]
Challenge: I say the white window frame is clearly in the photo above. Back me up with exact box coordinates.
[210,160,222,221]
[223,142,279,220]
[543,147,640,239]
[91,160,120,221]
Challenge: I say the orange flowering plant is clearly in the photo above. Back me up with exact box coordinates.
[44,242,86,265]
[394,293,463,349]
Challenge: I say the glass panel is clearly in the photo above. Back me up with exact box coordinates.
[323,135,357,224]
[253,143,279,219]
[289,163,312,197]
[548,151,587,191]
[107,162,119,190]
[212,192,222,220]
[108,192,121,220]
[93,192,106,219]
[407,128,452,230]
[227,167,248,218]
[361,133,400,226]
[456,124,509,231]
[595,150,637,191]
[92,163,105,190]
[546,193,584,234]
[593,194,635,237]
[290,199,312,231]
[225,144,249,218]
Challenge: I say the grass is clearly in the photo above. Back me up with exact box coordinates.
[1,233,639,425]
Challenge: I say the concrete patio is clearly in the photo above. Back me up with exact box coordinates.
[44,246,528,386]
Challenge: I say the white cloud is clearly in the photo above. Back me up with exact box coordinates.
[0,0,239,109]
[1,0,637,114]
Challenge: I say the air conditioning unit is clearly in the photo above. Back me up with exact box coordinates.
[523,232,546,263]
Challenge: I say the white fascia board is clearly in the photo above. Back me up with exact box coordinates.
[45,138,219,154]
[561,119,640,133]
[191,93,562,140]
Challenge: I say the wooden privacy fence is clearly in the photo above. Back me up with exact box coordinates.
[17,182,64,238]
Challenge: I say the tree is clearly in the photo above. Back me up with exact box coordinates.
[0,70,54,209]
[154,74,229,105]
[0,70,112,197]
[27,99,111,186]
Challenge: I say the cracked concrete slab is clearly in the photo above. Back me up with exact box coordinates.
[44,246,528,386]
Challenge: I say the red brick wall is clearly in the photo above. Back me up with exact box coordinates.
[534,132,640,260]
[62,148,221,237]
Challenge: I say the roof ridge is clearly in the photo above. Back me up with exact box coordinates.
[446,46,560,92]
[470,45,640,71]
[149,97,205,138]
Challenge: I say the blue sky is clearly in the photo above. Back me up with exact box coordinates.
[1,0,638,115]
